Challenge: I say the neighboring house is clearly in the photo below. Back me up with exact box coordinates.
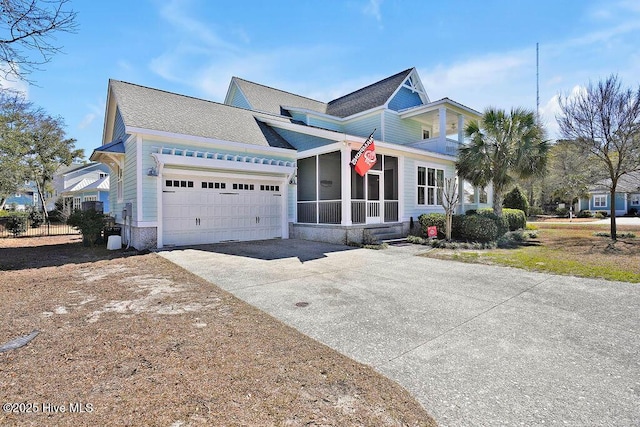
[4,181,39,211]
[91,67,489,250]
[576,172,640,216]
[53,162,111,214]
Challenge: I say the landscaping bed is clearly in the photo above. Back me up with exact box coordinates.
[0,236,435,426]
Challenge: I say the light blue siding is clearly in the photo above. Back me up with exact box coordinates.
[402,157,454,220]
[343,114,381,141]
[383,111,422,145]
[308,116,343,132]
[273,128,337,151]
[113,107,127,142]
[388,86,423,111]
[141,140,158,222]
[227,85,251,110]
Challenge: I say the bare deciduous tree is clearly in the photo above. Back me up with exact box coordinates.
[440,177,459,240]
[557,75,640,241]
[0,0,77,82]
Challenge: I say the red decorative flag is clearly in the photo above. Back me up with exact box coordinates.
[427,226,438,238]
[350,130,377,176]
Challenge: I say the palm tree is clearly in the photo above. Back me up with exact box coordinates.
[457,107,548,217]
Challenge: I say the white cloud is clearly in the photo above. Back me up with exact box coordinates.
[363,0,383,22]
[78,113,97,130]
[0,64,29,97]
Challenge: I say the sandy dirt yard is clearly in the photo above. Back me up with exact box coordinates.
[0,235,436,426]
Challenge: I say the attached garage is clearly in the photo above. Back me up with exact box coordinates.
[162,174,285,246]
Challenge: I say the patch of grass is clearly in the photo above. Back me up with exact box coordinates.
[423,223,640,283]
[483,249,640,282]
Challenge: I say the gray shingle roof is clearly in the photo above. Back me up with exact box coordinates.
[109,80,294,149]
[232,68,415,119]
[232,77,328,115]
[591,171,640,193]
[326,68,414,118]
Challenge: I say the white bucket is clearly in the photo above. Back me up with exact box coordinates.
[107,235,122,250]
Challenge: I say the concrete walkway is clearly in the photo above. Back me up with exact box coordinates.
[159,239,640,426]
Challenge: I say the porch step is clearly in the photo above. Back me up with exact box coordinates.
[365,225,405,244]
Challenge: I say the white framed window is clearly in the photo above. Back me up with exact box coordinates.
[417,166,444,206]
[593,195,606,207]
[99,172,108,178]
[84,195,97,202]
[631,195,640,205]
[73,197,81,211]
[421,127,431,140]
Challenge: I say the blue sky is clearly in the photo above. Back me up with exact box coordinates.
[3,0,640,159]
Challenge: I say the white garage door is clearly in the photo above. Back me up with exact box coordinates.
[162,175,283,246]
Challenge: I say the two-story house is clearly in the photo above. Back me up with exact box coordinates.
[91,67,490,249]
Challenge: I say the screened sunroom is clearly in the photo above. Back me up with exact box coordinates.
[296,149,399,225]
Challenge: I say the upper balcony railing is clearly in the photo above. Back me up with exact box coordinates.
[411,137,464,156]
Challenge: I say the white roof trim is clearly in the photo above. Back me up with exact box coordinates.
[384,68,429,109]
[151,151,296,176]
[398,98,481,119]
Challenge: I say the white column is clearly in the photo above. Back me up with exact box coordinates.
[439,107,447,143]
[341,144,352,225]
[457,114,464,143]
[281,177,289,238]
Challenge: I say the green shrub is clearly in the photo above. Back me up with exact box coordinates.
[527,206,543,216]
[556,207,569,217]
[28,210,44,228]
[502,208,526,231]
[629,207,638,216]
[594,211,606,219]
[593,231,636,238]
[5,214,27,237]
[418,213,446,238]
[67,209,106,246]
[577,210,593,218]
[503,186,529,213]
[477,208,509,237]
[461,215,499,242]
[451,214,466,239]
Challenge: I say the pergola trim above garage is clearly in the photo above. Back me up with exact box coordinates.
[151,149,296,177]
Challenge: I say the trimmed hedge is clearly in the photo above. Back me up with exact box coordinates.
[418,213,446,238]
[477,208,509,236]
[462,215,499,242]
[577,210,593,218]
[502,208,526,231]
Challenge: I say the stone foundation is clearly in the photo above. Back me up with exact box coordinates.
[289,222,413,245]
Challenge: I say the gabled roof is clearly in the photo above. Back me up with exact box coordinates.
[590,171,640,193]
[107,80,294,149]
[227,68,418,119]
[64,176,110,193]
[326,68,414,118]
[229,77,327,116]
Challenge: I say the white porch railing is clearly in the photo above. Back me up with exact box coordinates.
[297,200,341,224]
[367,201,380,218]
[298,199,399,224]
[384,201,399,222]
[352,200,366,224]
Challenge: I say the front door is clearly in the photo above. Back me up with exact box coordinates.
[366,172,382,224]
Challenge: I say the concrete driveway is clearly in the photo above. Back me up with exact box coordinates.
[159,239,640,426]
